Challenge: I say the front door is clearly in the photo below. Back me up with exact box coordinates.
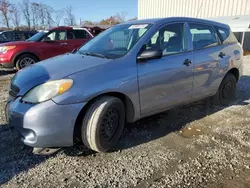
[137,23,194,115]
[39,30,69,60]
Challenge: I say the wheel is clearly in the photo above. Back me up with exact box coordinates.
[16,54,38,70]
[81,96,125,152]
[212,73,236,105]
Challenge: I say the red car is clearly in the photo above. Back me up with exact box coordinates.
[0,26,94,70]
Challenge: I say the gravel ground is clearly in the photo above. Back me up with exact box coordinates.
[0,62,250,188]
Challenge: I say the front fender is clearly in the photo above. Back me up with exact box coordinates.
[52,59,140,120]
[13,50,40,63]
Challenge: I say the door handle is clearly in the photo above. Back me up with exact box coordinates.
[183,59,192,66]
[219,52,226,58]
[60,43,68,46]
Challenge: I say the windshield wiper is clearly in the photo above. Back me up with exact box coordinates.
[80,51,110,59]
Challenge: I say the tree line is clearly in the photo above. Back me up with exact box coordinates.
[0,0,77,30]
[0,0,137,30]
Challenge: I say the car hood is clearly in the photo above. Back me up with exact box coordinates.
[12,53,113,96]
[0,41,31,46]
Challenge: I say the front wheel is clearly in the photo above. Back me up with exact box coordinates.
[212,73,236,105]
[81,96,125,152]
[16,54,38,70]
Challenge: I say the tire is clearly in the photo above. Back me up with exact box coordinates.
[16,54,38,70]
[81,96,125,152]
[212,73,236,105]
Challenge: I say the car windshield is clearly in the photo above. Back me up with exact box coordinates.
[27,31,48,41]
[78,23,152,59]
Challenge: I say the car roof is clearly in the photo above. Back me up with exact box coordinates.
[0,30,13,33]
[48,26,89,31]
[120,17,230,29]
[48,26,74,31]
[0,30,37,33]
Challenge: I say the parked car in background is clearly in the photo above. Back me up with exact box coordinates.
[0,26,94,70]
[83,26,107,36]
[6,17,243,153]
[0,30,37,44]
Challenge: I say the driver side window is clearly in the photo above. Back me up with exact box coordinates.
[146,23,185,56]
[42,31,66,41]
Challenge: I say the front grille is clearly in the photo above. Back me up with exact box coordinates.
[9,84,20,98]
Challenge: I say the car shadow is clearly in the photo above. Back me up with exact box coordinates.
[0,76,250,184]
[116,75,250,150]
[0,125,55,185]
[0,70,16,76]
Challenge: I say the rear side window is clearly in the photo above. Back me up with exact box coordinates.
[217,27,238,44]
[24,32,36,39]
[2,32,15,41]
[189,23,219,50]
[24,33,31,39]
[15,32,25,40]
[68,30,89,39]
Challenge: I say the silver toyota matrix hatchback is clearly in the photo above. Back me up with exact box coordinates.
[6,17,243,152]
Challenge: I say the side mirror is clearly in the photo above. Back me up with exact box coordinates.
[137,48,163,62]
[42,37,52,42]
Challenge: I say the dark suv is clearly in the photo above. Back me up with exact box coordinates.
[0,30,37,44]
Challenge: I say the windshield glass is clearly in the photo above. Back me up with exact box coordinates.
[27,31,48,41]
[78,23,152,59]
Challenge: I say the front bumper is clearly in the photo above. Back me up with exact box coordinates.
[0,53,14,69]
[7,97,86,148]
[0,62,15,69]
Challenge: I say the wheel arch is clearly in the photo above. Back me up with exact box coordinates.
[227,67,239,82]
[13,51,40,67]
[73,92,135,144]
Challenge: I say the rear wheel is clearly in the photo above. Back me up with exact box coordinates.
[16,54,38,70]
[212,73,236,105]
[81,96,125,152]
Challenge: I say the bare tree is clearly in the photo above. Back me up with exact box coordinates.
[37,3,46,28]
[45,5,54,27]
[0,0,11,29]
[9,4,20,28]
[31,2,39,29]
[128,17,138,21]
[54,9,64,26]
[64,6,75,26]
[115,11,128,23]
[20,0,31,29]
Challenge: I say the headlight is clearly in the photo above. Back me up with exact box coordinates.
[0,46,16,53]
[22,79,73,103]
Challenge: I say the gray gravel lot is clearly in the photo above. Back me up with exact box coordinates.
[0,62,250,188]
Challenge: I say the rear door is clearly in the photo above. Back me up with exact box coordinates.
[66,29,93,51]
[39,30,69,60]
[187,22,229,100]
[138,22,194,115]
